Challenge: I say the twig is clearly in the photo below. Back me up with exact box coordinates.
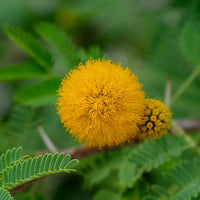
[170,67,200,106]
[10,118,200,195]
[165,78,171,107]
[10,179,42,196]
[35,119,200,159]
[174,119,200,132]
[62,119,200,158]
[36,125,58,153]
[60,137,140,159]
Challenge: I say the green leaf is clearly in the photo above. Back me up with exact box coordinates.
[143,196,159,200]
[94,189,120,200]
[59,154,71,168]
[152,185,170,198]
[180,22,200,65]
[35,22,80,74]
[86,167,111,188]
[0,187,13,200]
[39,154,49,173]
[118,134,189,187]
[4,26,53,69]
[119,161,143,188]
[79,45,103,62]
[54,153,64,170]
[2,153,78,190]
[44,154,52,172]
[64,159,79,169]
[78,152,120,188]
[49,153,58,171]
[129,134,188,171]
[150,160,200,200]
[14,77,61,107]
[167,160,200,200]
[0,147,23,173]
[0,62,46,81]
[6,105,43,135]
[121,180,149,200]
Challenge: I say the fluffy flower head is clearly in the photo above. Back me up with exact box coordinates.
[139,99,171,140]
[56,59,146,148]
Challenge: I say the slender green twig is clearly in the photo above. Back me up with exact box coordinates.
[165,78,171,107]
[171,121,200,155]
[170,67,200,107]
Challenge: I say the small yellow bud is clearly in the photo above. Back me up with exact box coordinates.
[138,99,171,140]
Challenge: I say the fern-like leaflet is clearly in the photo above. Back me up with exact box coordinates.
[0,147,25,174]
[35,22,80,74]
[79,134,200,199]
[6,105,43,135]
[4,26,53,70]
[2,152,78,190]
[0,187,13,200]
[0,147,79,199]
[146,159,200,200]
[80,135,189,189]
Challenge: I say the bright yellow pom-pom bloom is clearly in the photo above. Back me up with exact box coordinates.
[139,99,171,140]
[56,59,146,148]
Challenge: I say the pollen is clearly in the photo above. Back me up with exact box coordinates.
[56,59,146,148]
[138,99,171,140]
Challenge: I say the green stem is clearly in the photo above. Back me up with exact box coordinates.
[171,121,200,155]
[170,67,200,107]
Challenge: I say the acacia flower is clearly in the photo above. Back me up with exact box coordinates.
[56,59,146,148]
[138,99,171,140]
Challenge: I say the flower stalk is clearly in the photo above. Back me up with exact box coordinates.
[170,67,200,107]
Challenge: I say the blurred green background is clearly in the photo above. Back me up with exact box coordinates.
[0,0,200,199]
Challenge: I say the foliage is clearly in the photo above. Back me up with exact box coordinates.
[0,147,23,173]
[1,23,102,107]
[35,22,80,74]
[0,62,46,81]
[0,187,13,200]
[179,22,200,65]
[5,105,43,135]
[0,1,200,199]
[0,147,78,199]
[14,78,61,107]
[78,134,200,199]
[4,26,53,70]
[147,160,200,200]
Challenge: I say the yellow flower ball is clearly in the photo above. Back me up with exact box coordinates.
[56,59,146,148]
[139,99,171,140]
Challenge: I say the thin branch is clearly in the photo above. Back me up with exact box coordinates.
[174,119,200,132]
[60,138,139,159]
[10,179,41,196]
[62,146,117,159]
[165,78,171,107]
[10,118,200,195]
[35,119,200,159]
[36,125,58,153]
[61,119,200,158]
[170,67,200,106]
